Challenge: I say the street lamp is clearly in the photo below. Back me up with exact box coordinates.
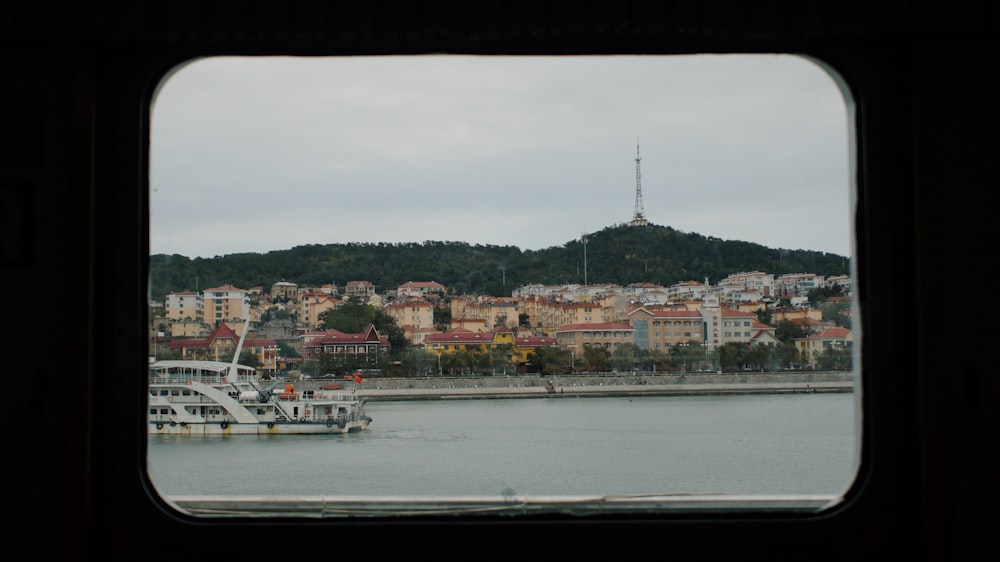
[433,344,442,375]
[567,344,576,373]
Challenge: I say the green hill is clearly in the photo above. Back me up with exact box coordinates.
[149,223,849,302]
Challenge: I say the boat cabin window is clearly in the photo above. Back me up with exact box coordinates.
[147,53,859,519]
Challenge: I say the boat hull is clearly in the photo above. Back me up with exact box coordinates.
[149,418,370,435]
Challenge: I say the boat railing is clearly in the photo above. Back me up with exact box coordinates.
[149,373,258,386]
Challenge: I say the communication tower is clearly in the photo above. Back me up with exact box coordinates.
[629,142,649,227]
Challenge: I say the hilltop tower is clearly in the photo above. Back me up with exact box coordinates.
[629,142,649,227]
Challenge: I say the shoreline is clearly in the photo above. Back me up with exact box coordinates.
[304,372,856,402]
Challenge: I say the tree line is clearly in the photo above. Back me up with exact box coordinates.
[150,223,849,302]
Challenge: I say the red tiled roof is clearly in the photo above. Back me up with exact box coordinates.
[424,330,496,344]
[514,336,557,347]
[626,307,701,318]
[556,322,633,332]
[807,327,851,339]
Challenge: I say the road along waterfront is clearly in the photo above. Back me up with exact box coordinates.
[306,371,855,401]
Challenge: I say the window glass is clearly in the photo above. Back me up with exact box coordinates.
[148,54,858,518]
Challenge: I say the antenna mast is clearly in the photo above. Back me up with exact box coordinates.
[629,142,649,227]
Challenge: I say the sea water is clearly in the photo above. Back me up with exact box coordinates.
[147,393,858,498]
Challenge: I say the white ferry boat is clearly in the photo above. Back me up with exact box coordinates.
[148,360,372,435]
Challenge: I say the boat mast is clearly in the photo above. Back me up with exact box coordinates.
[228,300,251,379]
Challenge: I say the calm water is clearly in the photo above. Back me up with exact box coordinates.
[147,393,859,499]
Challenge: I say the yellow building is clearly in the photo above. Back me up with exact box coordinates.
[298,290,342,329]
[202,284,249,325]
[553,322,634,356]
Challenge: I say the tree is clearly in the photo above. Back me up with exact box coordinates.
[612,343,644,373]
[772,341,801,369]
[816,346,852,370]
[433,305,452,331]
[755,306,773,326]
[820,300,852,329]
[489,343,514,375]
[518,313,530,328]
[742,344,770,371]
[321,296,408,353]
[321,297,371,333]
[581,346,612,373]
[276,341,300,358]
[526,346,570,375]
[775,319,807,343]
[717,342,744,371]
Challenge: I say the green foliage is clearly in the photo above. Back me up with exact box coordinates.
[581,346,611,372]
[815,346,853,370]
[433,306,452,331]
[819,300,852,329]
[149,224,849,302]
[321,297,372,333]
[239,349,263,369]
[276,341,300,358]
[774,320,807,342]
[527,346,571,375]
[317,297,408,351]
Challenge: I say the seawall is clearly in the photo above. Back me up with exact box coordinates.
[303,372,856,401]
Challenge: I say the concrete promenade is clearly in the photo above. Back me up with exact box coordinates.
[317,372,856,402]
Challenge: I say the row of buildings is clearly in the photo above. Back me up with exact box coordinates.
[151,271,852,372]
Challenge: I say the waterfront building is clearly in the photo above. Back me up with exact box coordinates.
[425,327,557,368]
[553,322,634,356]
[795,326,853,366]
[626,306,704,351]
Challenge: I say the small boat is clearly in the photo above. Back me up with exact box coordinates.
[148,360,372,435]
[148,311,371,435]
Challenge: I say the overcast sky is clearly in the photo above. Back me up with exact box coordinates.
[150,54,852,260]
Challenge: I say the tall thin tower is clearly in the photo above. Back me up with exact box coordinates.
[629,142,649,227]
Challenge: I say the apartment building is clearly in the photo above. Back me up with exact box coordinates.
[298,290,342,329]
[450,296,520,329]
[164,290,203,321]
[397,281,447,298]
[701,306,760,348]
[385,297,435,330]
[774,273,823,297]
[201,284,249,325]
[344,280,375,303]
[270,281,298,299]
[719,271,775,297]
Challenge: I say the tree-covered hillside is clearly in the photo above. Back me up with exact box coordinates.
[149,223,849,301]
